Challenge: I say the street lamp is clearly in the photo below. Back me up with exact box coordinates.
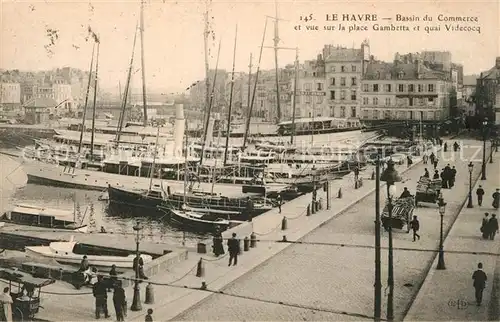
[311,165,317,214]
[380,159,402,322]
[374,155,382,321]
[436,196,447,270]
[131,220,144,311]
[467,162,474,208]
[481,118,488,180]
[490,138,494,164]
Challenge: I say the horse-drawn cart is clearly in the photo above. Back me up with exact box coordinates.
[382,196,415,232]
[415,177,442,206]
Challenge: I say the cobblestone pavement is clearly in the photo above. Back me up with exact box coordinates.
[174,140,487,321]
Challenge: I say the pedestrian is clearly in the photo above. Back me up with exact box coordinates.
[212,227,225,257]
[444,164,452,188]
[112,281,126,321]
[409,216,420,242]
[472,262,487,306]
[433,170,440,179]
[93,275,110,319]
[354,166,360,181]
[440,169,448,189]
[108,264,118,292]
[276,193,282,213]
[0,287,13,322]
[444,142,448,152]
[481,213,490,239]
[488,214,499,240]
[430,152,436,164]
[145,308,154,322]
[133,253,148,280]
[433,158,439,170]
[423,168,430,178]
[245,196,254,222]
[227,232,240,267]
[453,141,460,152]
[450,166,457,188]
[406,155,413,168]
[476,185,485,206]
[492,189,500,209]
[422,153,428,164]
[400,187,411,198]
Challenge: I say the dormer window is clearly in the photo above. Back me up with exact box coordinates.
[398,71,405,79]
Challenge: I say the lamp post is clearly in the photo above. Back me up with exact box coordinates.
[311,165,317,214]
[374,155,382,321]
[380,158,402,322]
[481,118,488,180]
[490,138,494,163]
[131,220,143,311]
[436,196,447,270]
[466,162,474,208]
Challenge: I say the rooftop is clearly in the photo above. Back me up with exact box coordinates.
[364,61,448,80]
[24,97,58,108]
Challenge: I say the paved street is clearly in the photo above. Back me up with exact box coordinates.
[174,140,488,321]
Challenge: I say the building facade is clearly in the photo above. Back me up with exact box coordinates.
[0,82,21,104]
[293,57,327,118]
[476,57,500,125]
[323,42,369,120]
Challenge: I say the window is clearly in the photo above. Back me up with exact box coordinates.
[409,98,414,106]
[351,77,357,86]
[384,110,391,119]
[363,109,369,119]
[341,66,346,72]
[260,100,263,107]
[340,106,346,117]
[317,96,323,104]
[330,90,335,100]
[363,97,369,105]
[329,106,334,117]
[373,84,379,92]
[428,84,434,92]
[408,84,414,92]
[351,90,357,101]
[398,84,404,92]
[385,97,391,106]
[373,110,379,119]
[340,90,346,100]
[317,83,323,91]
[304,83,312,91]
[330,77,335,86]
[351,65,357,72]
[351,107,356,118]
[305,95,311,104]
[418,84,423,92]
[427,111,434,120]
[398,71,404,79]
[373,97,378,105]
[428,97,434,105]
[340,77,346,86]
[363,84,369,92]
[385,84,392,92]
[330,66,336,72]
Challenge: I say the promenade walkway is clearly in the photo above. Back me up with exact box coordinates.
[32,137,483,322]
[405,152,500,321]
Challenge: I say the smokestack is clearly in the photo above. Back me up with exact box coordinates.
[172,104,185,157]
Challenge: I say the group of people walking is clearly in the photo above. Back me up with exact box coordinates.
[212,230,241,267]
[440,164,457,189]
[481,213,499,240]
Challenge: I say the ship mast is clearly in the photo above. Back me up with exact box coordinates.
[242,19,268,149]
[139,0,148,125]
[90,38,100,161]
[290,48,299,144]
[272,0,281,123]
[201,1,211,145]
[77,43,95,155]
[223,25,238,166]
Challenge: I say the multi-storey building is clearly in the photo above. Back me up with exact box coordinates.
[188,69,227,115]
[224,72,249,119]
[293,56,326,118]
[253,68,293,121]
[323,41,369,120]
[476,57,500,125]
[0,82,21,105]
[360,58,453,126]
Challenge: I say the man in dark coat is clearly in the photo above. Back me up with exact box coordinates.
[444,164,452,188]
[488,214,499,240]
[429,152,436,164]
[400,187,411,198]
[440,169,448,189]
[423,168,430,178]
[93,276,110,319]
[476,185,485,206]
[481,213,490,239]
[443,142,448,152]
[433,158,439,170]
[433,170,440,179]
[449,166,457,188]
[112,282,126,321]
[245,197,254,222]
[227,233,240,267]
[453,141,460,152]
[472,263,487,306]
[133,254,148,280]
[409,216,420,242]
[276,193,283,213]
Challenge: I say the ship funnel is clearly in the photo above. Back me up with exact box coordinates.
[173,104,185,157]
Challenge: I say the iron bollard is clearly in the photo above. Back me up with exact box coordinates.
[323,182,328,192]
[306,204,311,216]
[196,258,204,277]
[281,216,288,230]
[281,235,287,242]
[371,170,375,180]
[145,283,154,304]
[243,237,249,251]
[338,188,342,199]
[250,232,257,248]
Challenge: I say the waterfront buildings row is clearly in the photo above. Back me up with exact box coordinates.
[188,41,475,126]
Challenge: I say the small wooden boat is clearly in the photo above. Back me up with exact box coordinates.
[3,204,88,232]
[158,206,231,232]
[182,205,240,216]
[25,240,153,269]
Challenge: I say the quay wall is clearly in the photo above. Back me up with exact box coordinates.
[0,126,56,147]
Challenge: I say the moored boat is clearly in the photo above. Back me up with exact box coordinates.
[25,241,153,269]
[157,206,232,232]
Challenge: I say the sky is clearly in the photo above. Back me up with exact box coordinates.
[1,0,499,93]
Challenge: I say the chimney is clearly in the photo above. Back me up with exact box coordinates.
[496,57,500,68]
